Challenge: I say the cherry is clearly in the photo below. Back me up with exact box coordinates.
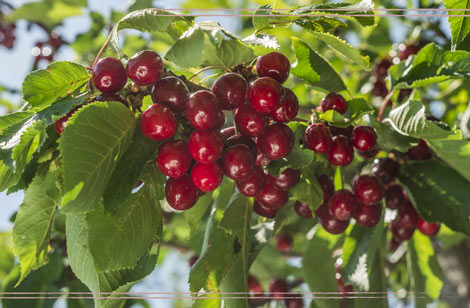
[390,220,415,241]
[328,190,358,221]
[276,233,293,252]
[191,162,223,192]
[388,237,402,251]
[270,88,299,123]
[321,93,348,114]
[399,44,420,60]
[165,175,199,210]
[152,76,189,113]
[327,136,354,166]
[155,140,192,178]
[256,52,290,84]
[375,58,392,77]
[370,158,399,185]
[257,123,295,160]
[255,149,271,167]
[352,126,377,151]
[316,175,335,203]
[186,90,224,130]
[284,295,304,308]
[54,106,79,134]
[384,184,406,209]
[126,50,163,86]
[221,126,236,139]
[358,148,379,160]
[92,57,127,93]
[94,93,129,107]
[253,200,278,218]
[248,275,264,296]
[398,89,412,103]
[314,203,330,221]
[353,175,384,206]
[319,211,349,234]
[248,77,284,114]
[353,203,382,227]
[269,278,289,300]
[236,166,266,197]
[188,129,224,164]
[212,73,247,110]
[407,139,433,160]
[221,144,255,181]
[417,218,440,237]
[294,201,313,219]
[329,124,354,139]
[304,123,332,153]
[372,79,388,98]
[397,201,419,229]
[140,104,177,141]
[256,180,289,209]
[234,102,268,137]
[188,254,199,268]
[267,168,301,191]
[227,134,257,156]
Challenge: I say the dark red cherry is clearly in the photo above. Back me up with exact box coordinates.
[399,43,420,60]
[248,275,264,296]
[271,88,299,123]
[371,158,399,185]
[92,57,127,93]
[257,123,295,160]
[186,90,224,130]
[358,148,379,160]
[375,58,392,77]
[236,166,266,197]
[227,134,257,156]
[304,123,332,153]
[94,93,129,107]
[234,103,268,137]
[188,129,224,164]
[155,140,192,178]
[256,52,290,84]
[353,203,382,227]
[221,144,255,181]
[269,278,288,300]
[329,125,354,138]
[385,184,406,209]
[165,175,199,210]
[328,190,358,221]
[407,139,433,160]
[152,76,189,113]
[319,211,349,234]
[140,104,177,141]
[352,126,377,151]
[191,162,223,192]
[256,180,289,209]
[276,233,293,252]
[247,77,284,114]
[54,106,79,134]
[388,237,402,251]
[221,126,236,139]
[294,201,313,219]
[353,175,384,206]
[320,93,348,114]
[314,203,330,220]
[316,175,335,203]
[327,136,354,166]
[255,149,271,167]
[391,220,415,241]
[372,79,388,98]
[126,50,163,86]
[267,168,300,191]
[417,218,440,237]
[188,254,199,268]
[284,295,304,308]
[212,73,247,110]
[253,200,277,218]
[397,201,419,229]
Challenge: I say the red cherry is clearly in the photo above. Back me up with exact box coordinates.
[248,77,284,114]
[256,180,289,209]
[165,175,199,210]
[319,211,349,234]
[227,134,257,156]
[126,50,163,86]
[384,184,406,209]
[92,57,127,94]
[329,125,354,138]
[236,166,266,197]
[397,201,419,229]
[234,103,268,137]
[186,90,224,130]
[94,93,129,107]
[152,76,189,113]
[399,44,420,60]
[388,237,402,251]
[212,73,247,110]
[321,93,348,114]
[155,140,192,178]
[391,220,415,241]
[417,218,440,237]
[270,88,299,123]
[327,136,354,166]
[140,104,177,141]
[256,52,290,84]
[316,175,335,204]
[371,158,399,185]
[267,168,300,191]
[294,201,313,219]
[284,295,304,308]
[188,254,199,268]
[375,59,392,77]
[353,175,384,206]
[276,233,293,252]
[304,123,332,153]
[188,129,224,164]
[314,203,330,220]
[358,148,379,160]
[328,190,358,221]
[221,145,255,181]
[257,123,295,160]
[269,278,288,300]
[54,106,79,134]
[253,200,278,218]
[352,126,377,151]
[255,149,271,167]
[354,203,382,227]
[248,275,264,296]
[372,79,388,98]
[407,139,433,160]
[221,126,236,139]
[191,162,223,192]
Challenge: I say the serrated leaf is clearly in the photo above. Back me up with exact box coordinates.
[59,102,136,213]
[184,192,213,237]
[242,33,279,49]
[22,61,89,110]
[374,121,416,152]
[398,161,470,235]
[443,0,470,50]
[319,98,374,127]
[291,37,347,93]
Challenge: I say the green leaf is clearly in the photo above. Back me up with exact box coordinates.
[291,37,347,93]
[443,0,470,50]
[285,122,314,169]
[398,161,470,235]
[290,177,323,213]
[165,21,255,68]
[319,98,374,128]
[59,102,136,213]
[12,163,61,285]
[407,232,443,307]
[374,121,416,152]
[9,1,84,27]
[428,134,470,182]
[22,61,89,110]
[184,192,213,237]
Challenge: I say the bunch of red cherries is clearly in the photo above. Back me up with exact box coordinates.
[0,10,15,49]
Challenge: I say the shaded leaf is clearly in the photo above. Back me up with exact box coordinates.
[443,0,470,50]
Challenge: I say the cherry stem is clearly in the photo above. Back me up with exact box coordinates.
[377,90,396,122]
[189,66,225,81]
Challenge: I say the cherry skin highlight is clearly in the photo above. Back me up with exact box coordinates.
[234,103,268,137]
[276,233,293,252]
[267,168,301,191]
[271,88,299,123]
[248,77,284,114]
[221,144,255,181]
[126,50,163,86]
[371,158,399,185]
[253,200,277,218]
[191,162,223,192]
[304,123,332,154]
[354,203,382,227]
[352,126,377,151]
[321,93,348,114]
[188,129,225,164]
[186,90,224,130]
[417,218,440,237]
[236,166,266,197]
[155,140,192,178]
[256,179,289,209]
[319,211,349,234]
[212,72,247,110]
[328,190,358,221]
[256,52,290,84]
[257,123,295,160]
[294,201,313,219]
[353,175,384,206]
[316,175,335,204]
[385,184,406,209]
[92,57,127,93]
[152,76,189,113]
[327,136,354,166]
[140,104,177,141]
[165,175,199,211]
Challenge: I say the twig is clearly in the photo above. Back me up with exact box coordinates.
[377,90,395,122]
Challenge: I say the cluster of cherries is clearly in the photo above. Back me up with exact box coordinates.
[0,10,15,49]
[247,275,303,308]
[32,31,64,66]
